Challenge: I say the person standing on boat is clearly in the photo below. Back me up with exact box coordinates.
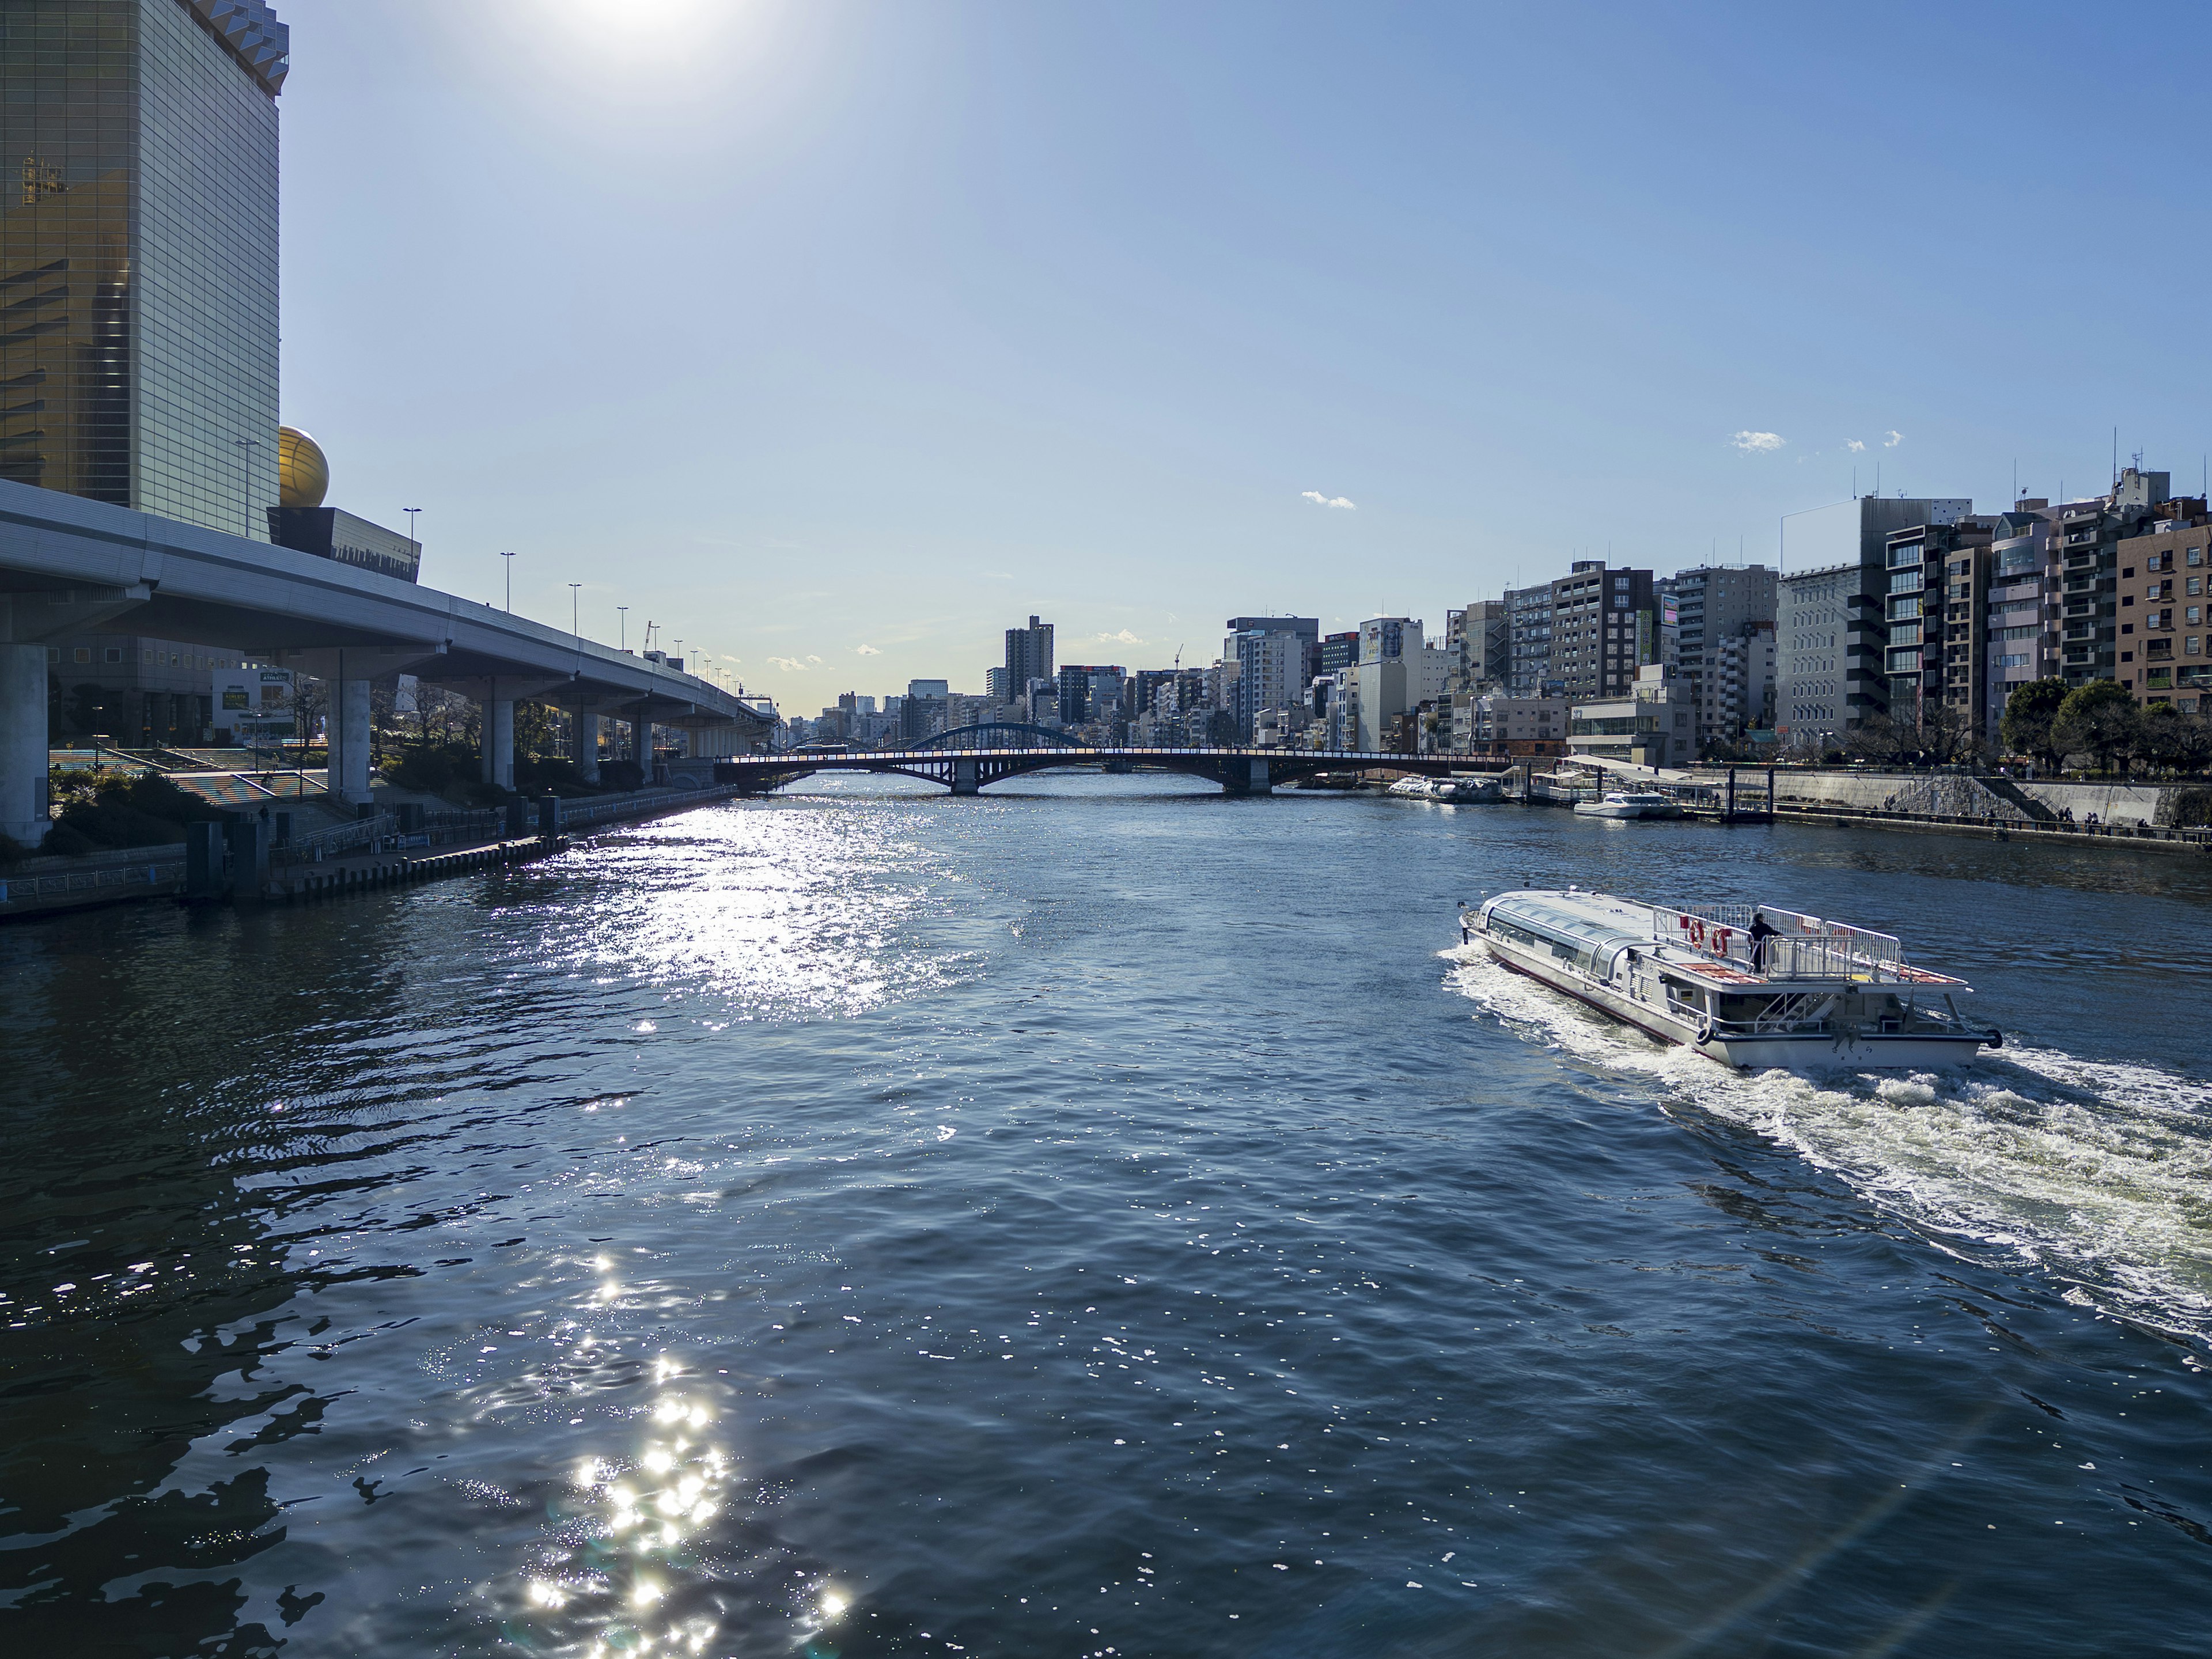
[1748,909,1779,972]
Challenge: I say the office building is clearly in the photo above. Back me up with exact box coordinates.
[0,0,288,539]
[1658,565,1776,749]
[902,679,949,744]
[1055,664,1126,728]
[1317,631,1359,675]
[263,426,421,580]
[47,632,262,748]
[1772,495,1971,735]
[1448,692,1566,753]
[1775,565,1861,748]
[1005,616,1054,698]
[1569,665,1695,769]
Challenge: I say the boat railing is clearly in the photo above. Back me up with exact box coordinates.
[1653,902,1910,982]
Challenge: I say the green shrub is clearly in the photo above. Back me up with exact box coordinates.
[42,770,227,855]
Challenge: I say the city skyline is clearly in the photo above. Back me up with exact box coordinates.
[273,1,2212,709]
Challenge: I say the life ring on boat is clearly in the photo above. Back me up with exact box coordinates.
[1687,918,1706,948]
[1695,1022,1714,1046]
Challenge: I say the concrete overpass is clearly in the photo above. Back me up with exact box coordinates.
[0,479,771,843]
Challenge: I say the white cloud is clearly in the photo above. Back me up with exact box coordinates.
[855,643,881,656]
[1884,430,1903,448]
[805,654,823,664]
[1094,629,1143,645]
[767,656,807,672]
[1846,438,1866,453]
[1730,430,1786,453]
[1300,491,1357,510]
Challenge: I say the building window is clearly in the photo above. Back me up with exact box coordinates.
[74,646,90,664]
[104,646,122,664]
[47,647,58,664]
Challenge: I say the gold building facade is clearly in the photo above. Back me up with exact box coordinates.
[0,0,286,537]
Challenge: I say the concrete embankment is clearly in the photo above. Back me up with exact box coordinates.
[0,783,747,921]
[1767,769,2203,828]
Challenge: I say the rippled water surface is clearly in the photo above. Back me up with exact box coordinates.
[5,775,2211,1657]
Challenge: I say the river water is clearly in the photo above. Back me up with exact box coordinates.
[5,774,2210,1657]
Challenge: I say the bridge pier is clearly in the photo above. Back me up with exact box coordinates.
[951,756,980,796]
[575,712,601,783]
[1221,756,1274,796]
[0,642,46,846]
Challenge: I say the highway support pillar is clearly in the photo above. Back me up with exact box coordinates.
[0,642,46,848]
[575,713,601,783]
[329,677,373,805]
[537,794,561,839]
[632,709,652,768]
[951,756,980,796]
[483,696,515,793]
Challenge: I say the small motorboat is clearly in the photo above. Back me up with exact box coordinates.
[1461,888,1999,1069]
[1575,790,1681,819]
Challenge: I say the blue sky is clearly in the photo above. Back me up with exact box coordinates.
[279,1,2211,710]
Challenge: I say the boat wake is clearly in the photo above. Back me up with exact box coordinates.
[1444,946,2212,1350]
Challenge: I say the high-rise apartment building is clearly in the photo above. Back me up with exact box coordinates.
[1446,600,1509,691]
[1546,562,1656,701]
[2116,509,2212,711]
[1505,583,1555,696]
[1956,507,2054,735]
[1882,518,1995,719]
[1004,615,1054,696]
[0,1,288,539]
[1222,618,1316,740]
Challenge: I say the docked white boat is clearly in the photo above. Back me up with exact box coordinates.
[1388,775,1503,802]
[1463,888,1999,1069]
[1575,790,1681,819]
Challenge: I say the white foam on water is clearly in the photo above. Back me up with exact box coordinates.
[1443,946,2212,1345]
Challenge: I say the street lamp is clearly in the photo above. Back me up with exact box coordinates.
[1778,500,1853,575]
[618,606,628,652]
[404,507,421,569]
[501,549,516,611]
[569,582,582,638]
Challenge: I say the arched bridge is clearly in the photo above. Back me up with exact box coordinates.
[714,736,1503,796]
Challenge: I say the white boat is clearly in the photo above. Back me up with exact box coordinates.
[1437,775,1504,803]
[1388,775,1503,802]
[1462,888,1999,1069]
[1575,790,1682,819]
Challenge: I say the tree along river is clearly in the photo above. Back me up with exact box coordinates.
[3,772,2209,1657]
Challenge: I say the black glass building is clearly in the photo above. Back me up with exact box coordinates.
[0,0,286,538]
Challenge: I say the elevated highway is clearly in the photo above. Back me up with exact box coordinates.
[0,479,770,842]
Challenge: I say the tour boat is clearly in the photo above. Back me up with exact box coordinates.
[1574,790,1681,819]
[1388,775,1504,803]
[1462,888,2000,1069]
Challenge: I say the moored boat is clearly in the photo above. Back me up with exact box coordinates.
[1574,790,1681,819]
[1462,888,1999,1068]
